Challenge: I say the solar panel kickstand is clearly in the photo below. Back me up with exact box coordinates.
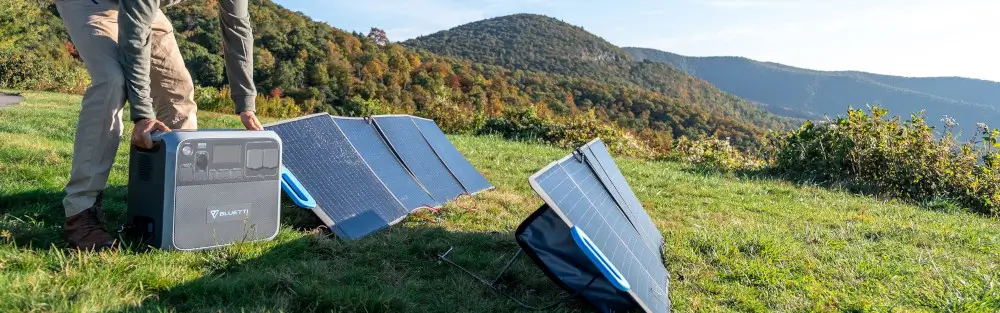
[437,246,597,310]
[574,150,583,161]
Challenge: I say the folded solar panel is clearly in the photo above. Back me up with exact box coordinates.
[411,116,494,195]
[372,115,467,202]
[517,139,670,312]
[264,113,409,239]
[267,113,493,240]
[332,116,441,211]
[579,138,663,252]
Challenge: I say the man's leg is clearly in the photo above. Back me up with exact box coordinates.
[55,0,126,250]
[149,10,197,130]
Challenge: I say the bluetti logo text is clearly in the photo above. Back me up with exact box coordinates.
[207,206,250,223]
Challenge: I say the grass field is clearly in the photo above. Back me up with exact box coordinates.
[2,91,1000,312]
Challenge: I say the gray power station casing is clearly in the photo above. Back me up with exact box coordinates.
[127,130,282,251]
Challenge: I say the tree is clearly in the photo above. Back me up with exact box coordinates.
[0,0,45,50]
[367,27,389,46]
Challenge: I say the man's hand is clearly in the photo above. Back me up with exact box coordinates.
[240,111,263,130]
[132,118,171,149]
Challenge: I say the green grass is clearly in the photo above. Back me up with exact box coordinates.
[1,91,999,312]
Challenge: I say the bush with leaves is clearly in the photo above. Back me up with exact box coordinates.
[0,50,88,94]
[478,106,554,142]
[664,136,766,171]
[550,110,655,158]
[0,0,88,94]
[194,85,304,119]
[479,107,653,158]
[766,105,1000,215]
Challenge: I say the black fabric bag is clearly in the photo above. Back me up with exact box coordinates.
[515,204,640,312]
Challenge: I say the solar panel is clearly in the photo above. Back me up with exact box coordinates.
[332,116,441,210]
[411,116,493,194]
[580,139,664,252]
[372,115,466,202]
[528,153,670,312]
[264,113,409,239]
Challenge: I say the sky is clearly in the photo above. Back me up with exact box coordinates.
[274,0,1000,82]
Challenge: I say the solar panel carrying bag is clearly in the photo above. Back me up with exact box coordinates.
[515,204,639,312]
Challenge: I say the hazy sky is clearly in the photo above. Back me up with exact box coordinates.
[274,0,1000,82]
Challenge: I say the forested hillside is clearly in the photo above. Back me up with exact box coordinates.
[403,14,793,134]
[625,47,1000,136]
[0,0,790,152]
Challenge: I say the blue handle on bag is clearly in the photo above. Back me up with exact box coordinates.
[570,226,631,292]
[280,165,316,209]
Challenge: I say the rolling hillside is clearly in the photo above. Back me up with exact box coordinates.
[403,14,795,137]
[402,13,633,81]
[1,2,785,152]
[625,47,1000,135]
[3,91,1000,312]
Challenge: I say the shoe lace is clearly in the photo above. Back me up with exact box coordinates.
[93,192,107,225]
[81,209,108,233]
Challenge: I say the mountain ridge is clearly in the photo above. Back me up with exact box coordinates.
[1,3,786,152]
[403,13,797,134]
[625,47,1000,133]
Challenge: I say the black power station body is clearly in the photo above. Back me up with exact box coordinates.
[127,130,282,251]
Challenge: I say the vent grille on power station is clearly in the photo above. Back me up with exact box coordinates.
[138,153,153,182]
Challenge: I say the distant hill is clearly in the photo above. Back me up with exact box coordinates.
[403,13,633,81]
[3,5,788,150]
[403,14,796,136]
[624,47,1000,136]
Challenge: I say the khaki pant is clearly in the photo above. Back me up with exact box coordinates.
[56,0,198,217]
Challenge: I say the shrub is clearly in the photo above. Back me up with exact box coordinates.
[0,48,88,94]
[193,85,226,112]
[345,95,392,116]
[478,106,554,142]
[549,111,654,158]
[665,136,766,172]
[766,105,1000,215]
[479,107,654,158]
[417,88,483,134]
[194,85,305,119]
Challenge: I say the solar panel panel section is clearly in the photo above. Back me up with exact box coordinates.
[332,116,441,210]
[264,113,409,239]
[372,115,466,202]
[580,139,664,252]
[526,152,670,312]
[411,116,493,194]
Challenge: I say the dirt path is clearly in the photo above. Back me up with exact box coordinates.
[0,93,24,108]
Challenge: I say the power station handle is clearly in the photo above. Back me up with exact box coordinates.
[149,130,167,142]
[570,226,631,292]
[280,165,317,209]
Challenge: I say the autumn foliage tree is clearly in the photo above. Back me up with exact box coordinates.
[4,0,786,155]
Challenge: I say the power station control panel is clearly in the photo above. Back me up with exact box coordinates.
[175,138,280,186]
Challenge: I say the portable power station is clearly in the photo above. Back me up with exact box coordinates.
[126,130,282,251]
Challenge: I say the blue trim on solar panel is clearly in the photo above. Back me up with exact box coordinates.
[580,138,664,252]
[332,116,441,210]
[411,117,493,194]
[570,226,631,292]
[372,115,466,202]
[280,165,316,209]
[264,113,409,240]
[528,153,670,313]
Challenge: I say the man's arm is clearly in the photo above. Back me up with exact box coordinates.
[118,0,160,122]
[119,0,261,136]
[218,0,256,115]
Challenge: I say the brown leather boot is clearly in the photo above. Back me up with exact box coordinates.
[64,193,118,251]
